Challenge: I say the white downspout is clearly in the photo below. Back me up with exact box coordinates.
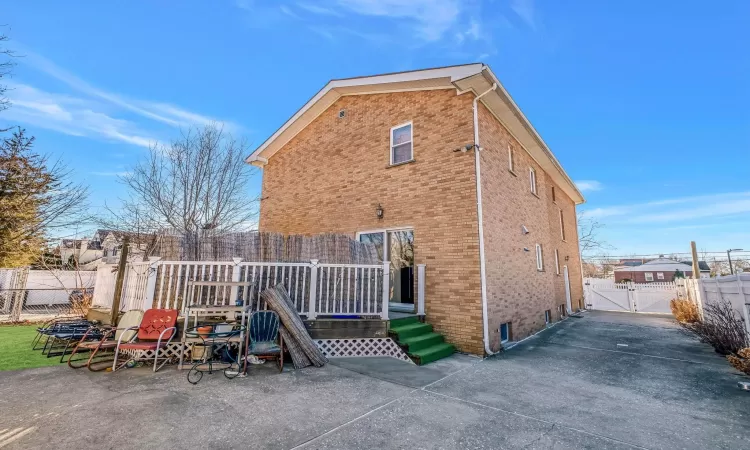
[472,83,497,356]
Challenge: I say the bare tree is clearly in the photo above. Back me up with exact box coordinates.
[577,212,613,257]
[0,29,15,116]
[107,124,259,258]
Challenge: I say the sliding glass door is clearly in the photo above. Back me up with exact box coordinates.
[358,229,414,310]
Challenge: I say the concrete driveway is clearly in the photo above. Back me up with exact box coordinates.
[0,311,747,449]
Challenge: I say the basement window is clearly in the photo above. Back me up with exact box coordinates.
[544,310,551,324]
[390,122,413,165]
[500,322,510,344]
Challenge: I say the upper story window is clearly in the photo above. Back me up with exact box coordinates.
[390,122,413,165]
[535,243,544,271]
[551,186,556,203]
[554,249,560,275]
[529,167,537,195]
[559,210,566,241]
[508,145,515,173]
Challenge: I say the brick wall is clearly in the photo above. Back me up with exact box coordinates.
[259,89,486,354]
[614,270,691,283]
[477,102,583,351]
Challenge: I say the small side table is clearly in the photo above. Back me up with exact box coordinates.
[184,326,246,384]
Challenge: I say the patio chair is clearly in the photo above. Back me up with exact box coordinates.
[246,311,284,373]
[32,318,90,351]
[112,308,179,372]
[67,310,144,371]
[36,320,98,361]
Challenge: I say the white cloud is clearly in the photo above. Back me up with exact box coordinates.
[297,3,344,17]
[575,180,603,192]
[510,0,536,29]
[583,191,750,225]
[335,0,461,41]
[4,82,156,148]
[22,51,239,132]
[279,5,301,19]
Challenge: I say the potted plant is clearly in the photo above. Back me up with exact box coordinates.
[196,325,212,338]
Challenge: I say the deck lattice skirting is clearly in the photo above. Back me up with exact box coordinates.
[120,338,413,366]
[315,338,413,363]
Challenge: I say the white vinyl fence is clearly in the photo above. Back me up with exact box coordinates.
[0,269,97,321]
[680,273,750,334]
[584,278,677,314]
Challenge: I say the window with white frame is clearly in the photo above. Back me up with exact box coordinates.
[657,272,665,280]
[500,322,510,343]
[559,210,566,241]
[390,122,413,165]
[535,244,544,271]
[529,167,537,195]
[544,309,551,324]
[554,249,560,275]
[508,145,515,173]
[644,272,654,282]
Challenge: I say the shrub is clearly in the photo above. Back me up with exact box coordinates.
[728,348,750,375]
[686,300,749,355]
[670,298,700,323]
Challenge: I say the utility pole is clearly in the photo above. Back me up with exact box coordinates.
[727,248,744,276]
[110,237,130,325]
[690,241,700,279]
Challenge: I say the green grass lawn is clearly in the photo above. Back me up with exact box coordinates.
[0,325,65,371]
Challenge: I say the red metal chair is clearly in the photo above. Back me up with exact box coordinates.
[112,309,179,372]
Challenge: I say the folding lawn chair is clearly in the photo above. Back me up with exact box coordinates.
[245,311,284,373]
[32,318,90,351]
[38,320,100,362]
[67,310,144,371]
[112,309,179,372]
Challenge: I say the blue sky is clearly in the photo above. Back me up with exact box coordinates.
[2,0,749,257]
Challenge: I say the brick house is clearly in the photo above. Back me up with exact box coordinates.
[614,258,694,283]
[246,64,585,356]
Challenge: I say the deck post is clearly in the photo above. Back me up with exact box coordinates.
[308,260,319,320]
[381,261,390,320]
[417,264,426,316]
[142,256,161,311]
[230,257,242,304]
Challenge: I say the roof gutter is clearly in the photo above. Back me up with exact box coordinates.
[472,82,498,356]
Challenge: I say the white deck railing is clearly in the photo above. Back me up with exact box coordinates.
[148,259,389,319]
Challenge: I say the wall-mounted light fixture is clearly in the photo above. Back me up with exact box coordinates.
[521,225,529,235]
[376,204,384,219]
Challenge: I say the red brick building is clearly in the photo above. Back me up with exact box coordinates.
[614,258,693,283]
[246,64,585,355]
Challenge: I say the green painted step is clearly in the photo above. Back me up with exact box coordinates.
[400,332,444,353]
[410,342,456,365]
[389,322,433,340]
[389,316,420,328]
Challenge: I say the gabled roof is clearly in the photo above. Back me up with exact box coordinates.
[614,258,693,272]
[245,63,584,204]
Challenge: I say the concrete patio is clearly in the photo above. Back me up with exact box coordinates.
[0,311,748,449]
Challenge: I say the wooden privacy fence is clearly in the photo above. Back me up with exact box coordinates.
[96,259,391,320]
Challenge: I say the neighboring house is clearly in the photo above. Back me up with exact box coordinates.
[614,258,694,283]
[59,238,103,266]
[680,260,711,278]
[92,229,146,263]
[246,63,585,356]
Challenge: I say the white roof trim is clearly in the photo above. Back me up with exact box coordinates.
[246,63,584,204]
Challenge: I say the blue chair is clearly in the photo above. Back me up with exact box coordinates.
[247,311,284,372]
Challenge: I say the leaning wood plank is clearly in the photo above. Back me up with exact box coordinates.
[280,327,311,369]
[261,284,327,367]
